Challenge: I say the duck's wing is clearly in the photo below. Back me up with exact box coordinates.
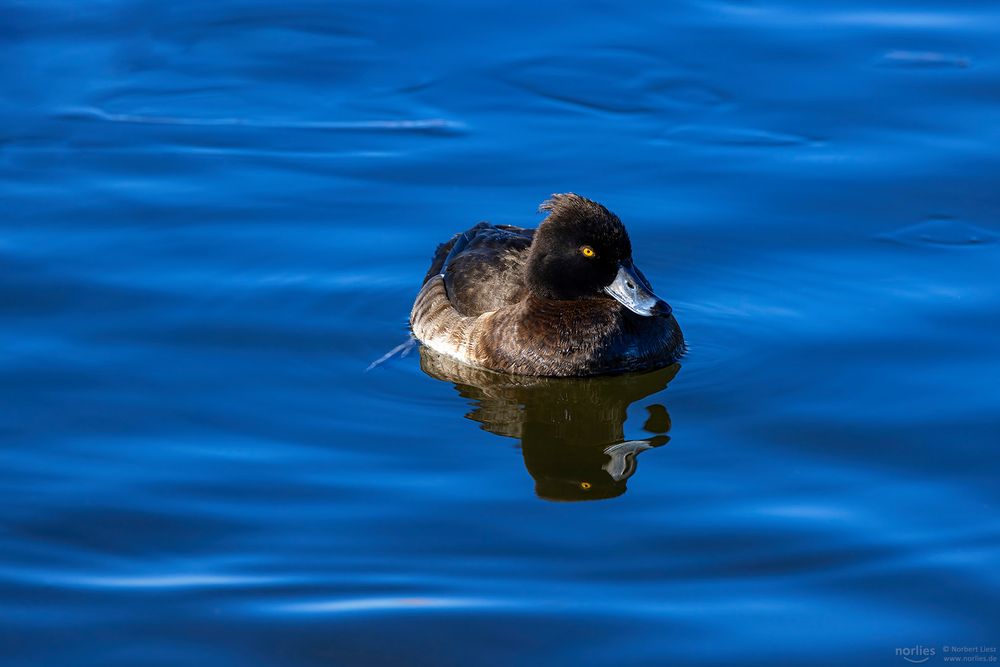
[421,223,534,316]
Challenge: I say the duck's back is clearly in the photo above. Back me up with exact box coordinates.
[422,222,535,316]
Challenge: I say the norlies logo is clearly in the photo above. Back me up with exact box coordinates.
[897,646,936,663]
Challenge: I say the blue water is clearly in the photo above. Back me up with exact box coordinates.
[3,1,999,664]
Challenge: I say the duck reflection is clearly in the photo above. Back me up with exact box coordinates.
[419,348,678,502]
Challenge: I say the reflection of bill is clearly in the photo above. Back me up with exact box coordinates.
[419,347,679,502]
[603,440,659,481]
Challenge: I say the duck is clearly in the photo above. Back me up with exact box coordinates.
[410,193,684,376]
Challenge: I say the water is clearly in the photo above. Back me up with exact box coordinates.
[2,1,999,664]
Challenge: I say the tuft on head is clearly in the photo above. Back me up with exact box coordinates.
[539,192,614,217]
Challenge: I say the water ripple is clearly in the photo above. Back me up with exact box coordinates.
[268,596,505,615]
[55,107,466,133]
[878,50,972,69]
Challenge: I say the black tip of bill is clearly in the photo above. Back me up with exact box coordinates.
[649,299,672,318]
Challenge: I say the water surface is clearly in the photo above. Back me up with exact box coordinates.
[2,0,999,665]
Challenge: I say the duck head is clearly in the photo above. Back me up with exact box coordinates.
[525,193,672,317]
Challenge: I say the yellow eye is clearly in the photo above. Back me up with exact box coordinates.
[580,482,592,490]
[581,246,596,258]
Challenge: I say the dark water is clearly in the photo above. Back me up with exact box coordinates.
[3,1,999,665]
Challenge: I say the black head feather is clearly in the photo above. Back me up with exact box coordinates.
[526,193,633,300]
